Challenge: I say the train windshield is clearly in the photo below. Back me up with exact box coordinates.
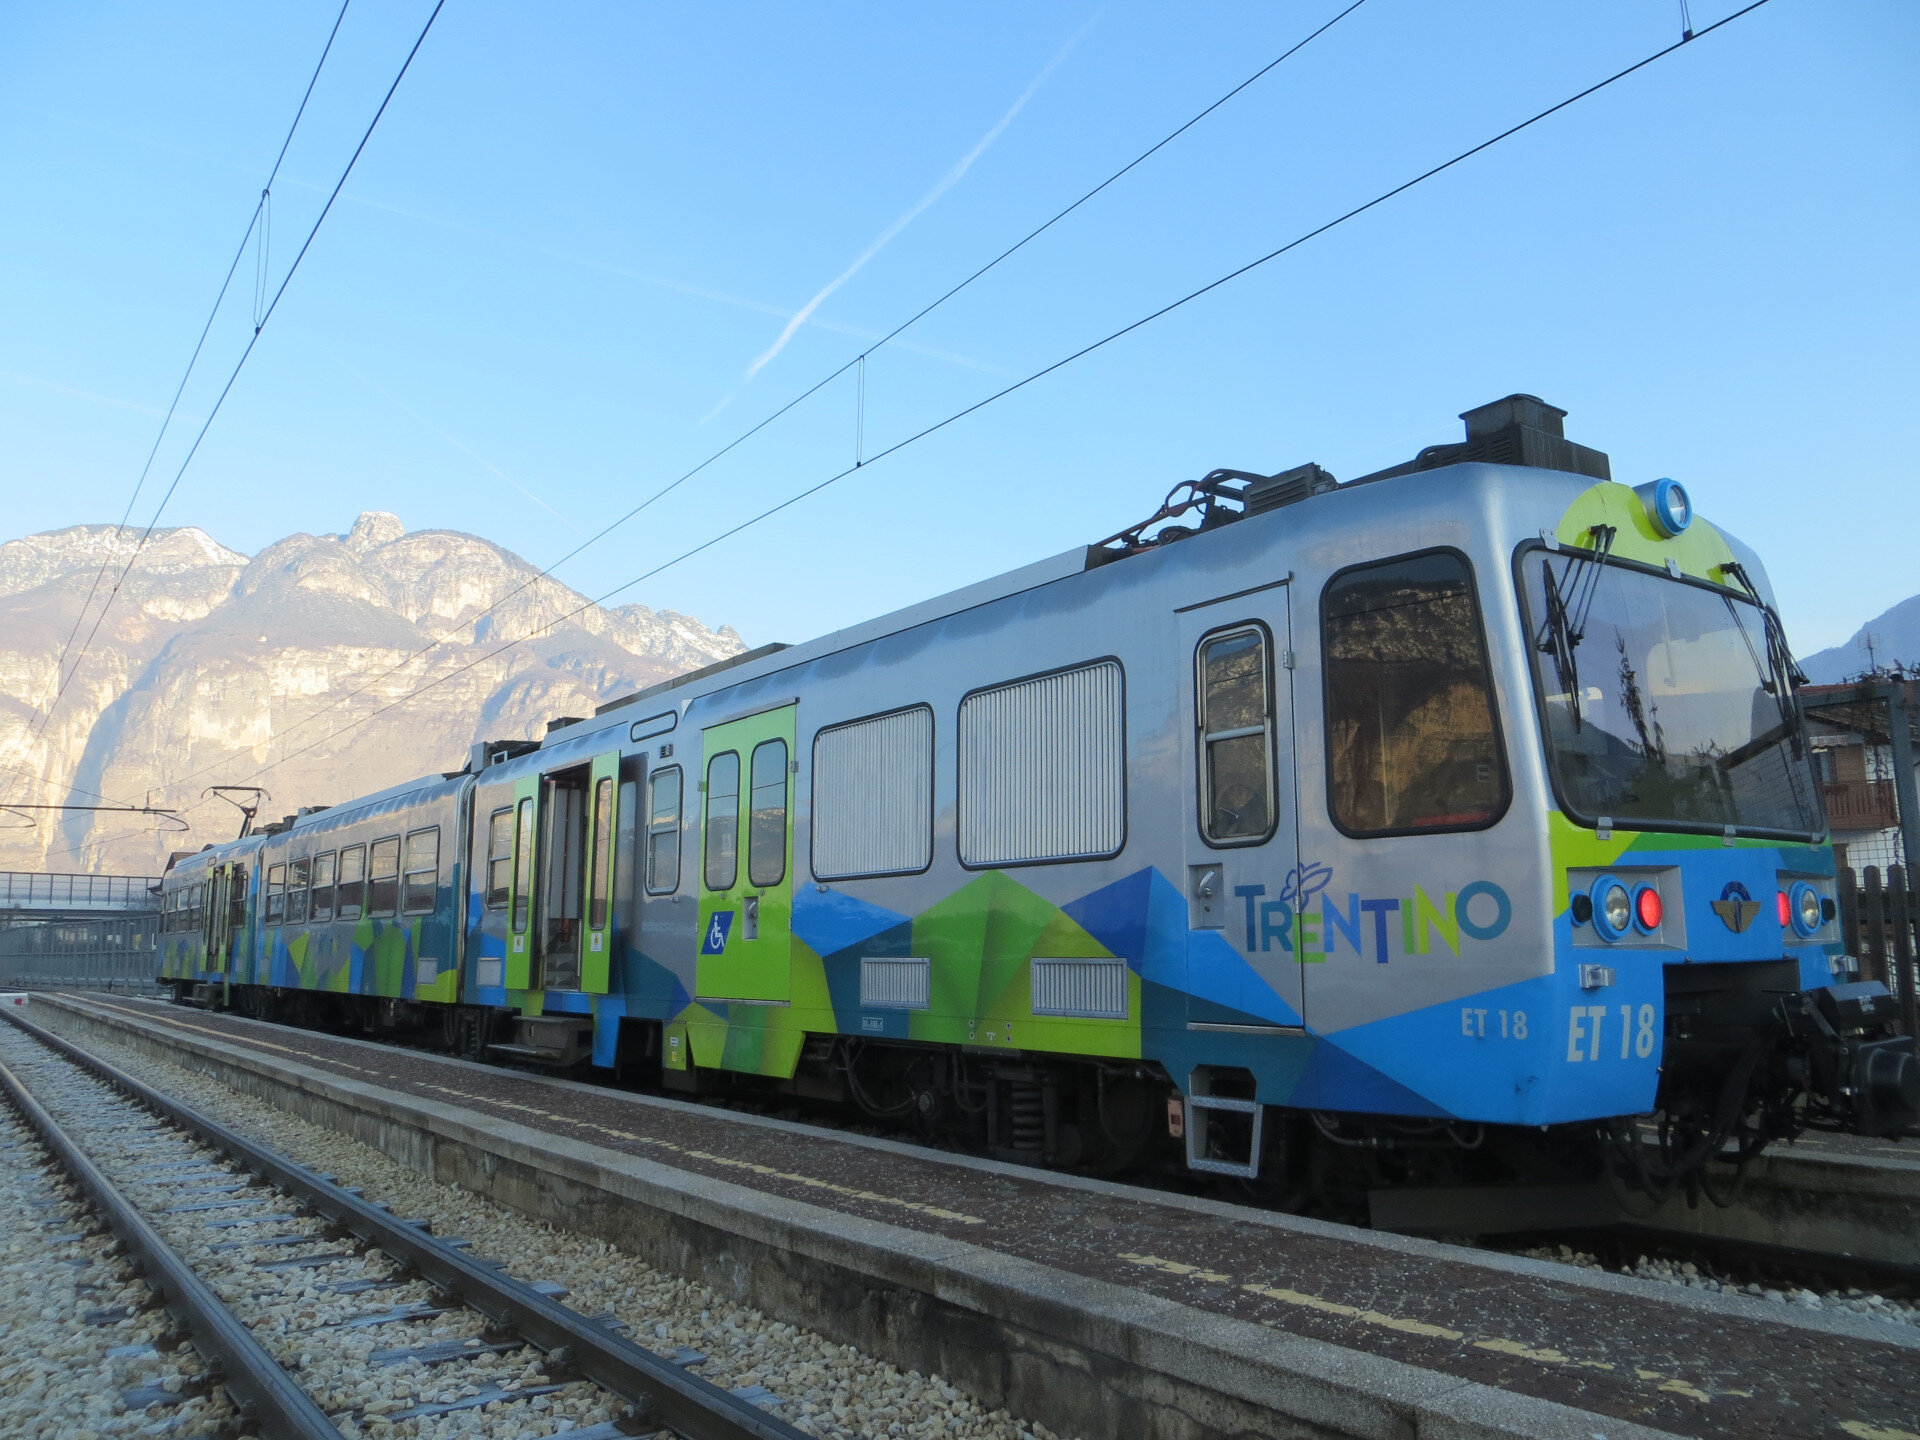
[1519,551,1824,836]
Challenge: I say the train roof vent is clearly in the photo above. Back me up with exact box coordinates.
[1348,394,1610,485]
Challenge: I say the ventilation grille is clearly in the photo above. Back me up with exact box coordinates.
[1030,957,1128,1020]
[860,956,930,1011]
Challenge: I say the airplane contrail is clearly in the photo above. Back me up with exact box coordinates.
[743,15,1099,382]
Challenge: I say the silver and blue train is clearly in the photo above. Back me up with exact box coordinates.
[160,395,1918,1219]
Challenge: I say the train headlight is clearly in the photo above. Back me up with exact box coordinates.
[1635,478,1692,538]
[1632,884,1663,934]
[1591,875,1632,943]
[1790,881,1823,939]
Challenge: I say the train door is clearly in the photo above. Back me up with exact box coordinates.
[505,751,620,995]
[203,865,229,975]
[695,704,795,1004]
[1179,590,1306,1028]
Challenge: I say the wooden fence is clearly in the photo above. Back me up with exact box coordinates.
[1839,866,1920,1037]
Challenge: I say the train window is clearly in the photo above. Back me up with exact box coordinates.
[190,883,205,933]
[310,852,335,923]
[1321,549,1509,836]
[403,828,439,914]
[336,845,366,921]
[1196,626,1276,845]
[811,706,933,879]
[959,660,1126,867]
[265,864,286,925]
[588,777,615,930]
[511,797,535,934]
[646,767,683,894]
[485,808,513,908]
[369,837,401,917]
[747,741,788,889]
[704,751,740,891]
[287,857,310,926]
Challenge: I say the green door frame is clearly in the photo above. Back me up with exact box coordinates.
[696,704,796,1004]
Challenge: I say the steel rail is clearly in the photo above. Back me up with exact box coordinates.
[1,1008,807,1440]
[0,1052,344,1439]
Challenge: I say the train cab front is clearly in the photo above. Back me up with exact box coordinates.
[1527,476,1919,1191]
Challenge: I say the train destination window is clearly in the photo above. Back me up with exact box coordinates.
[485,808,513,908]
[1196,626,1275,844]
[812,706,933,879]
[369,837,401,917]
[310,852,336,923]
[403,828,439,914]
[265,864,286,925]
[646,766,683,894]
[286,857,310,926]
[958,659,1126,867]
[1321,550,1508,836]
[705,751,740,891]
[589,777,615,930]
[747,740,788,889]
[336,845,366,921]
[511,797,535,935]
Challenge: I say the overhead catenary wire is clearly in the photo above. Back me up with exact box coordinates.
[132,0,1376,791]
[17,0,355,766]
[20,0,445,762]
[35,0,1774,870]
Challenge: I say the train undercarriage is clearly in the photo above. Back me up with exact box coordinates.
[169,960,1917,1234]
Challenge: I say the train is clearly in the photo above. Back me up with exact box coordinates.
[158,394,1919,1226]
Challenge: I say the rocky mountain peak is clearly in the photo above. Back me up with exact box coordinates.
[343,510,406,552]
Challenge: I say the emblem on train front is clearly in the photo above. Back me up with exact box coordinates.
[1711,880,1763,934]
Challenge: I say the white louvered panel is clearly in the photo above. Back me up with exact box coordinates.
[812,707,933,878]
[958,661,1125,866]
[860,956,931,1010]
[1030,957,1128,1020]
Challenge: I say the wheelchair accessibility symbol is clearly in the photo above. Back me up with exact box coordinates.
[700,910,734,955]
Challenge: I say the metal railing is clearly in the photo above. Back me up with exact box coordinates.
[0,915,160,992]
[0,871,162,912]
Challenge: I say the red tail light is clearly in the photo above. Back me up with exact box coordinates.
[1635,886,1663,931]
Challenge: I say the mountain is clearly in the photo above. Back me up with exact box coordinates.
[1800,594,1920,685]
[0,513,745,875]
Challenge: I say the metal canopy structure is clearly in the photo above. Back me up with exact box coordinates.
[0,870,162,921]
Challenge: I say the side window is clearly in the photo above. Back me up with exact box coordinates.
[812,707,933,879]
[485,808,513,908]
[286,857,310,925]
[368,837,401,917]
[1197,626,1275,845]
[958,660,1126,867]
[747,740,788,888]
[190,883,205,933]
[310,852,336,923]
[646,767,683,894]
[265,864,286,925]
[403,828,439,914]
[1321,549,1509,836]
[588,776,616,929]
[336,845,366,920]
[704,751,740,891]
[511,797,535,935]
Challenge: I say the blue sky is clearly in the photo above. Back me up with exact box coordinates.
[2,0,1914,656]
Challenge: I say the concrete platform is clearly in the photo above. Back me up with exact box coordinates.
[34,992,1920,1440]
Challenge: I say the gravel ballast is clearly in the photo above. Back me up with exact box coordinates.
[17,1012,1076,1440]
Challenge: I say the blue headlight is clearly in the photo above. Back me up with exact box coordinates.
[1635,477,1692,538]
[1590,875,1632,943]
[1788,881,1822,939]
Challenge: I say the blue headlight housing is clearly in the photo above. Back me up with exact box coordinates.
[1788,881,1823,939]
[1634,477,1692,539]
[1590,875,1632,943]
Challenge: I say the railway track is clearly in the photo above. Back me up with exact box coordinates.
[0,1007,809,1440]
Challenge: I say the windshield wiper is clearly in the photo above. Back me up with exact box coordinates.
[1720,560,1809,760]
[1535,525,1616,731]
